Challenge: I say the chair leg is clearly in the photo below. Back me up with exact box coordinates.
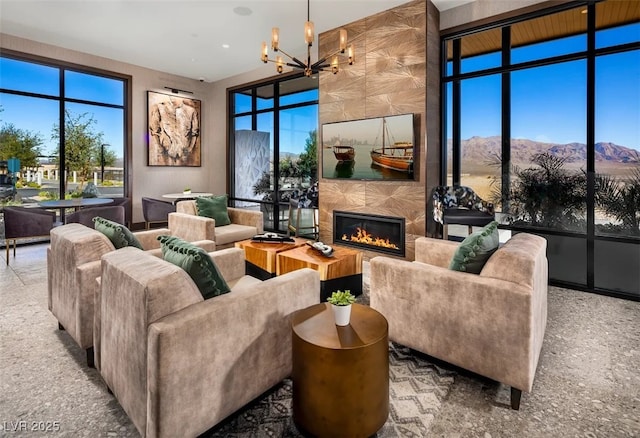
[443,224,449,240]
[5,243,8,265]
[510,387,522,410]
[86,347,95,369]
[12,239,17,257]
[468,225,473,235]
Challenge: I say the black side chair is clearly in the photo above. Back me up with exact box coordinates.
[431,186,495,240]
[3,206,57,265]
[107,197,131,227]
[66,205,125,228]
[142,197,176,229]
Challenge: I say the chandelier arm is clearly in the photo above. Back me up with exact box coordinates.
[310,59,330,70]
[320,46,349,62]
[275,48,307,69]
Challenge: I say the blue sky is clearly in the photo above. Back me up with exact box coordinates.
[447,22,640,150]
[0,57,124,158]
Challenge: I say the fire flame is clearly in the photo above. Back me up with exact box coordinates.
[341,227,400,250]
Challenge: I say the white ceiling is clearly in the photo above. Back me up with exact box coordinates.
[0,0,475,83]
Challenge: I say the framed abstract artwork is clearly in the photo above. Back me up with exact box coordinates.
[147,90,201,166]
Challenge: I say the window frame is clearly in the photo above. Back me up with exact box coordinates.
[441,0,640,299]
[0,49,132,206]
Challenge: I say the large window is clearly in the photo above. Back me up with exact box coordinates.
[229,74,318,233]
[0,52,128,211]
[442,0,640,299]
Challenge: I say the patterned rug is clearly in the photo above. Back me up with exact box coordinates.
[206,342,456,437]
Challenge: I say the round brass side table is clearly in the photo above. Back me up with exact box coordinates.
[291,303,389,438]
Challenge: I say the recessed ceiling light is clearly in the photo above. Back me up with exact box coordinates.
[233,6,252,16]
[222,44,230,49]
[581,9,587,14]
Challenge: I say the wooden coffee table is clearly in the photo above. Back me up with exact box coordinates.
[276,244,363,301]
[291,303,389,437]
[235,238,308,280]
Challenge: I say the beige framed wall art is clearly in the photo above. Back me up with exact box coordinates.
[147,91,201,166]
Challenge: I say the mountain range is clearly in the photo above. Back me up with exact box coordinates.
[448,136,640,165]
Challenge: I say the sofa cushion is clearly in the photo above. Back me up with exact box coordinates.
[158,235,230,299]
[449,220,499,274]
[93,217,143,250]
[195,195,231,227]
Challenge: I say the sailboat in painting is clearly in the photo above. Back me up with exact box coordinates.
[333,144,355,162]
[370,117,413,173]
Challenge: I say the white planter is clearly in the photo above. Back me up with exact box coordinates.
[331,304,352,326]
[183,190,192,195]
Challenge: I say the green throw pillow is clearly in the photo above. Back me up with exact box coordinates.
[93,216,143,250]
[195,195,231,227]
[158,235,230,299]
[449,221,500,274]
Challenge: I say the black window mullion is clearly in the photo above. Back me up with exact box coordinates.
[440,42,448,185]
[452,39,461,186]
[59,68,66,216]
[501,27,511,214]
[586,2,596,289]
[273,82,282,230]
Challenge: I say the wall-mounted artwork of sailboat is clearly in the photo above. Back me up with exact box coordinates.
[321,113,416,181]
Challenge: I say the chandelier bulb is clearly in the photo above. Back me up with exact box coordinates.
[271,27,280,51]
[305,21,315,46]
[276,56,284,74]
[339,29,347,53]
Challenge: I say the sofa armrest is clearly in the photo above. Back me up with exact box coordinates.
[414,236,459,268]
[146,268,319,438]
[370,256,537,392]
[133,228,171,250]
[207,247,245,283]
[228,207,264,234]
[168,212,215,242]
[75,259,102,349]
[176,200,197,215]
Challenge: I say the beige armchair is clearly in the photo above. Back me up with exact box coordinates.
[98,246,320,438]
[370,232,548,410]
[172,199,263,249]
[47,222,216,367]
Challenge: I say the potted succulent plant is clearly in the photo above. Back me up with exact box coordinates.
[327,290,356,326]
[183,187,192,195]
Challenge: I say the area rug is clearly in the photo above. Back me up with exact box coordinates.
[207,342,456,437]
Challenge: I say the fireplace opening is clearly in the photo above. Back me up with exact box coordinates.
[333,211,405,257]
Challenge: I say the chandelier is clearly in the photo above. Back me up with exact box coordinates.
[260,0,354,76]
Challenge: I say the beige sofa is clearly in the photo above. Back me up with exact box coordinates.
[98,246,320,438]
[370,232,548,410]
[47,222,216,367]
[173,200,264,249]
